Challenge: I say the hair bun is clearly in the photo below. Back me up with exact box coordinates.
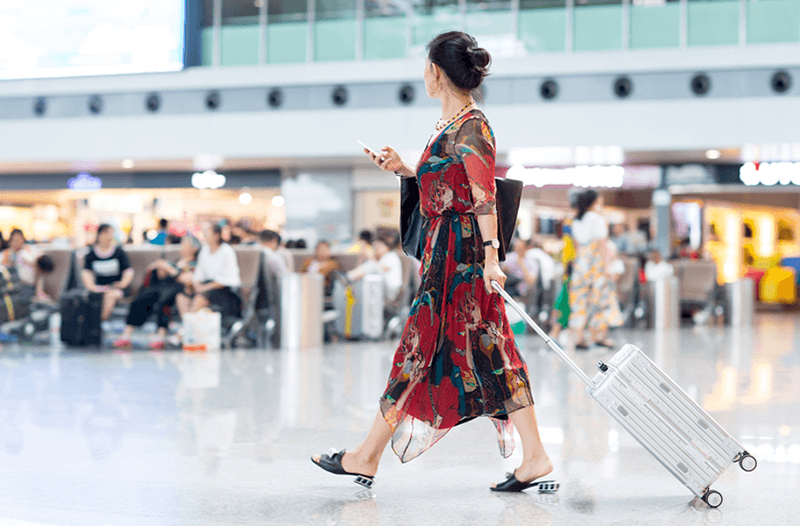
[468,47,491,69]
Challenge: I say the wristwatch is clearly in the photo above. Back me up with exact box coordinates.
[483,239,500,250]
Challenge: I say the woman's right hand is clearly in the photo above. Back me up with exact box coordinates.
[365,145,405,174]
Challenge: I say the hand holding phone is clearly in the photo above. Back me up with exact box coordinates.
[358,140,381,159]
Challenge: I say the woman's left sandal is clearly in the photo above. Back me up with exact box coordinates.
[311,449,375,489]
[491,472,559,493]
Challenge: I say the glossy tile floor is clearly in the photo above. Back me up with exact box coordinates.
[0,314,797,526]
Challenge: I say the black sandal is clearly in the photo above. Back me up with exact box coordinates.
[491,472,559,493]
[575,341,590,350]
[311,449,375,489]
[595,339,616,349]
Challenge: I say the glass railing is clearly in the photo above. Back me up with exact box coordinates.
[201,0,800,67]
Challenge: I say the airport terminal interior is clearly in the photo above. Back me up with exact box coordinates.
[1,0,799,524]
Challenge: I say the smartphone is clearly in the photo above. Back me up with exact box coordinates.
[357,140,380,157]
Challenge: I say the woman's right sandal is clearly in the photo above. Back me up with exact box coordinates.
[491,472,559,493]
[311,449,375,489]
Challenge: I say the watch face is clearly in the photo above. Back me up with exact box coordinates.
[492,239,500,249]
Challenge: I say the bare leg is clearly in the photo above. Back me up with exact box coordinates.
[101,290,118,321]
[190,294,210,312]
[175,293,191,318]
[312,410,392,478]
[120,325,135,339]
[492,405,553,487]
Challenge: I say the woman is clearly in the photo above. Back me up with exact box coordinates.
[114,236,200,349]
[568,190,624,349]
[82,224,134,321]
[1,229,54,302]
[301,240,339,297]
[312,31,552,492]
[176,224,241,318]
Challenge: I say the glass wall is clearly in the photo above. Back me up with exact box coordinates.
[221,0,261,65]
[573,0,623,51]
[629,0,680,50]
[198,0,800,66]
[519,0,567,53]
[364,1,408,60]
[269,0,308,63]
[687,0,739,47]
[315,0,357,61]
[412,0,460,48]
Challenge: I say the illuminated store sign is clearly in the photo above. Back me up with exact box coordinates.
[506,164,625,188]
[191,170,226,189]
[739,162,800,186]
[67,172,102,191]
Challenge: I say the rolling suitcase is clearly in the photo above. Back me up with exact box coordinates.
[59,289,103,347]
[493,281,757,508]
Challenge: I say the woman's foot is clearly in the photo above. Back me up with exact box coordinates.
[311,449,377,488]
[311,449,378,479]
[149,338,165,350]
[491,455,554,490]
[113,337,132,348]
[594,339,616,349]
[575,341,590,350]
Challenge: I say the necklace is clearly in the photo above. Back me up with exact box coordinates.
[435,99,475,131]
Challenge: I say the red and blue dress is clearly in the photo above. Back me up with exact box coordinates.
[380,110,534,462]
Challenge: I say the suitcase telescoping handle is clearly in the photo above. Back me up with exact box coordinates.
[492,280,595,388]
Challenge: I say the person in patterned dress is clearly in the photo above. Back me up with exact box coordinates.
[313,31,553,493]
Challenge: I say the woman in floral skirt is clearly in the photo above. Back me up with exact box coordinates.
[312,31,553,493]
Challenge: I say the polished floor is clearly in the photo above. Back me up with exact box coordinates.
[0,315,797,526]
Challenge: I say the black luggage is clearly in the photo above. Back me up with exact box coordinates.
[0,266,23,293]
[0,291,32,324]
[59,290,103,347]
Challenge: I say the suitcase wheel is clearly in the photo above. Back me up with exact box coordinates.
[739,453,757,472]
[537,481,559,494]
[702,489,723,508]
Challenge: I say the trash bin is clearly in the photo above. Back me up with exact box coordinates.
[726,278,754,326]
[652,276,679,329]
[281,272,323,349]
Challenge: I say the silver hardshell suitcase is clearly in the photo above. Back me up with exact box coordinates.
[493,282,757,508]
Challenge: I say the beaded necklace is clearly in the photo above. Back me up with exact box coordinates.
[435,99,476,131]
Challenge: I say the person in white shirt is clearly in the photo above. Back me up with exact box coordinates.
[525,241,557,293]
[644,248,674,282]
[347,233,404,303]
[177,224,242,317]
[568,190,624,350]
[258,229,288,276]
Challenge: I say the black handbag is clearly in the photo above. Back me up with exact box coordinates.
[400,176,523,262]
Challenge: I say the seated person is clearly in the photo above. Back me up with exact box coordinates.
[0,229,55,302]
[82,224,134,321]
[347,233,403,307]
[114,236,200,349]
[501,238,539,299]
[301,240,339,297]
[644,249,674,282]
[258,229,288,276]
[348,230,375,264]
[177,224,242,319]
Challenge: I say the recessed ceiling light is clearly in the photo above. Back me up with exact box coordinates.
[239,192,252,205]
[272,195,285,207]
[122,159,135,169]
[705,149,721,160]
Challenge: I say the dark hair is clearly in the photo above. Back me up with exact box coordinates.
[378,231,400,250]
[36,254,54,274]
[96,224,113,242]
[9,228,25,243]
[210,224,223,237]
[427,31,491,97]
[575,190,599,221]
[296,239,307,249]
[159,218,168,229]
[358,230,373,244]
[259,229,281,244]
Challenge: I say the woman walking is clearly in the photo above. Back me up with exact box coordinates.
[568,190,624,349]
[312,31,552,492]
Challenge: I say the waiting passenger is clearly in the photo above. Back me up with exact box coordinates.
[177,224,242,318]
[150,219,169,245]
[347,233,403,303]
[1,229,55,302]
[258,229,288,276]
[82,224,134,321]
[644,249,674,282]
[114,236,200,349]
[348,230,375,264]
[301,240,339,297]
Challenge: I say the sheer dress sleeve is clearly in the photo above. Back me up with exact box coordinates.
[455,117,497,216]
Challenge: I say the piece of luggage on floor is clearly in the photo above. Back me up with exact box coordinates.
[493,281,757,509]
[333,274,384,340]
[59,289,103,347]
[0,266,24,294]
[0,290,33,324]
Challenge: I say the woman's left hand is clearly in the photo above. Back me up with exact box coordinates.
[483,260,506,295]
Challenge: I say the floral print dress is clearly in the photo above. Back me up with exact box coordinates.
[379,110,534,462]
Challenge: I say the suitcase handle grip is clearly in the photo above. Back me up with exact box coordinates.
[492,280,595,388]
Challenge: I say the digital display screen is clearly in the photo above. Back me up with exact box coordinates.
[0,0,185,80]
